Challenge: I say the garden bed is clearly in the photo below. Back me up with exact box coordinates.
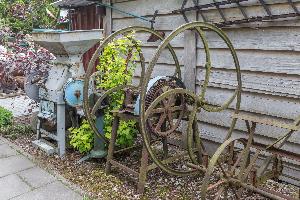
[0,114,298,200]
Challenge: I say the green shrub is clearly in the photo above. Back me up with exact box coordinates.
[96,33,140,148]
[0,124,32,140]
[0,0,58,33]
[69,120,94,154]
[0,107,13,128]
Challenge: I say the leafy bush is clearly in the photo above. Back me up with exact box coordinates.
[0,106,13,128]
[96,33,140,148]
[69,120,94,154]
[0,124,32,140]
[0,0,58,33]
[0,23,55,93]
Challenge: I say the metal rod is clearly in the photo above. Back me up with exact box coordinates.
[172,0,249,14]
[216,12,300,27]
[287,0,300,14]
[95,2,153,23]
[258,0,273,18]
[235,1,248,20]
[213,0,228,22]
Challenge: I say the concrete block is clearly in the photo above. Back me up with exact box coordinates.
[0,155,35,177]
[32,140,56,155]
[0,95,38,117]
[18,167,56,188]
[0,143,18,158]
[0,174,31,200]
[11,181,82,200]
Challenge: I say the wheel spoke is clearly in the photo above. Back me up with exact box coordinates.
[214,186,226,200]
[170,105,184,112]
[167,111,174,125]
[229,150,244,175]
[241,150,261,182]
[155,113,167,131]
[232,187,242,199]
[151,107,166,114]
[207,180,226,191]
[217,161,229,179]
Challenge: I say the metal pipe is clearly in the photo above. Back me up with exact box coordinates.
[90,1,154,23]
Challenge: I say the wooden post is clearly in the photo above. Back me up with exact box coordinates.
[183,30,197,92]
[103,0,112,37]
[182,12,197,149]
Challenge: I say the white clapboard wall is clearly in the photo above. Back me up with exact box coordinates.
[109,0,300,186]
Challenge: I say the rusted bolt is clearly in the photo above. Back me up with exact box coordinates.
[74,90,81,99]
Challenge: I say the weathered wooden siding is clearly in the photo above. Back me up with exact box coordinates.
[71,4,105,70]
[110,0,300,186]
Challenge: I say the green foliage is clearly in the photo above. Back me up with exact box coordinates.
[0,107,13,128]
[0,124,32,140]
[96,33,140,148]
[69,120,94,154]
[0,0,58,33]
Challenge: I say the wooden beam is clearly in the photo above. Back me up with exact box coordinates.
[183,30,197,92]
[103,0,112,37]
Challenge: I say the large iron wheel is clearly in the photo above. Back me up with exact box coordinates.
[139,22,242,176]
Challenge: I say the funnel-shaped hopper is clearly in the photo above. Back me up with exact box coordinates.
[32,29,103,57]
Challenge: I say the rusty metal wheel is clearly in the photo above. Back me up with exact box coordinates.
[200,137,255,200]
[145,76,186,137]
[145,88,202,176]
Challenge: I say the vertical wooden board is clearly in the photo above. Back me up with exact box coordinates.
[183,30,197,92]
[72,5,104,71]
[103,0,112,37]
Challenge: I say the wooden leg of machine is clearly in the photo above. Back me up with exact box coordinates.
[137,144,149,194]
[105,115,119,174]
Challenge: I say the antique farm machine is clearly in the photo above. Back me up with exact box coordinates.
[83,22,242,194]
[141,22,300,200]
[84,21,299,199]
[26,29,103,157]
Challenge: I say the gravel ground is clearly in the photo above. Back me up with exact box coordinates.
[1,117,299,200]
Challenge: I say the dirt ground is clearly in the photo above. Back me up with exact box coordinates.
[1,116,299,200]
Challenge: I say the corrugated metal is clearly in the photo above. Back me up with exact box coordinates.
[71,5,105,70]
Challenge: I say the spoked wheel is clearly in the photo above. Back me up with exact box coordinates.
[146,76,186,138]
[201,137,258,200]
[139,22,242,176]
[145,88,203,176]
[83,26,181,143]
